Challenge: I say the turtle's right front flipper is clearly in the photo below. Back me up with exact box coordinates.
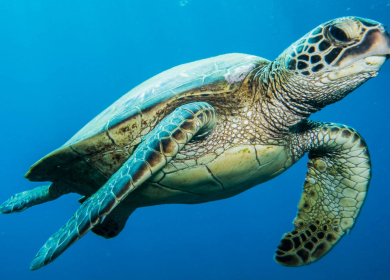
[275,121,371,266]
[30,102,217,270]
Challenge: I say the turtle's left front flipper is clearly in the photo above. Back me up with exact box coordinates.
[275,121,371,266]
[30,102,217,270]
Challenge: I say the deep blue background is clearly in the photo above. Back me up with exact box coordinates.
[1,1,389,279]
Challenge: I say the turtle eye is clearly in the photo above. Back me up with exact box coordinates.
[329,26,349,42]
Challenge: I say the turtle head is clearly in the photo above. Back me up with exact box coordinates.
[274,17,390,109]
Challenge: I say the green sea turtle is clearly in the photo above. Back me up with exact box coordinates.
[1,17,389,270]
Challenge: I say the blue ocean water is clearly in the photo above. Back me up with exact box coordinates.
[1,0,389,279]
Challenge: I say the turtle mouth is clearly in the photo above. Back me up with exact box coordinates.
[363,55,388,67]
[324,54,388,82]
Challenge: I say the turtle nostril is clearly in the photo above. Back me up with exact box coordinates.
[379,24,388,33]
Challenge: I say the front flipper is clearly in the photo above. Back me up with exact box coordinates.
[275,122,371,266]
[30,102,217,270]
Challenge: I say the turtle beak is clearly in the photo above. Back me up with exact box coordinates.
[374,25,390,61]
[325,23,390,82]
[337,23,390,70]
[363,26,390,69]
[386,29,390,60]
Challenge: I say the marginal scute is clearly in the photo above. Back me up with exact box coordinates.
[90,150,129,177]
[71,131,114,156]
[108,109,142,147]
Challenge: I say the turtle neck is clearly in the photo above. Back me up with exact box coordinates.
[255,61,321,138]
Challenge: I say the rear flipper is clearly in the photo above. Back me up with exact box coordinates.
[92,203,136,239]
[0,183,70,214]
[78,196,137,239]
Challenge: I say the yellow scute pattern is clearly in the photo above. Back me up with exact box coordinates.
[206,145,288,189]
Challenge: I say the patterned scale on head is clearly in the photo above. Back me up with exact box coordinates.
[285,17,386,75]
[258,17,390,124]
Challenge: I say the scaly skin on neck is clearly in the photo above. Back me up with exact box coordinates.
[252,54,376,143]
[257,61,317,133]
[247,61,319,145]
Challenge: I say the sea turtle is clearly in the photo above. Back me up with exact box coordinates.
[1,17,389,270]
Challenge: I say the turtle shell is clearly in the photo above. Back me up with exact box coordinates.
[26,53,269,196]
